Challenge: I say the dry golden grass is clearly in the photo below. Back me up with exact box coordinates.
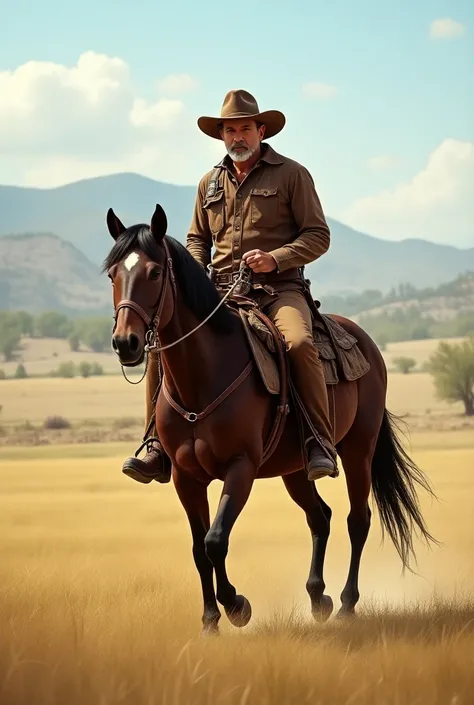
[383,336,467,368]
[0,370,465,424]
[1,337,122,377]
[1,436,473,704]
[3,334,463,379]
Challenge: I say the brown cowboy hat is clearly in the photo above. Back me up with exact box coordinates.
[197,89,286,141]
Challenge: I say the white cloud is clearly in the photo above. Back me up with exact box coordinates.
[156,73,198,95]
[130,97,183,128]
[368,155,402,170]
[343,139,474,248]
[302,82,337,100]
[0,51,219,187]
[429,18,466,39]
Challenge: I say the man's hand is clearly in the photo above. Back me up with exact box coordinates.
[242,249,277,273]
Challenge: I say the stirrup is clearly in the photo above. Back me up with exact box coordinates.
[134,436,162,458]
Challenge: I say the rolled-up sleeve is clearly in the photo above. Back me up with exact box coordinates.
[269,166,330,272]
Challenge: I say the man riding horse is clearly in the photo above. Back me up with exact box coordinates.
[121,89,338,485]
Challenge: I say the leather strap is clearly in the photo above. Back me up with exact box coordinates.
[162,360,254,423]
[114,300,153,327]
[211,267,302,286]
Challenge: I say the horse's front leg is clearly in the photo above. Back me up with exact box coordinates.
[204,454,256,628]
[172,468,221,636]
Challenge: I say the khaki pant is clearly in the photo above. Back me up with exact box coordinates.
[261,289,334,449]
[143,290,334,451]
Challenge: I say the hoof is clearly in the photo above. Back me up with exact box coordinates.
[200,623,220,638]
[311,595,334,622]
[225,595,252,628]
[336,605,356,620]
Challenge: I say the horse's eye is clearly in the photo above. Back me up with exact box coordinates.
[149,268,161,280]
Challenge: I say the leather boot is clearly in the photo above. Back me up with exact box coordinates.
[122,439,172,484]
[306,438,338,481]
[121,350,171,484]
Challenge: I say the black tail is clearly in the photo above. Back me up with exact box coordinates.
[371,409,438,571]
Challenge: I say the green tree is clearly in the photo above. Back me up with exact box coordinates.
[393,356,417,374]
[14,311,35,336]
[35,312,72,339]
[69,332,81,352]
[56,361,76,378]
[454,311,474,337]
[14,363,27,379]
[81,318,113,353]
[1,329,21,361]
[78,361,92,378]
[410,324,431,340]
[0,312,22,361]
[90,362,104,376]
[427,338,474,416]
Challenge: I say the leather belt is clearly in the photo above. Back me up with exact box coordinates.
[209,267,303,286]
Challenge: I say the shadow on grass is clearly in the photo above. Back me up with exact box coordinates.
[248,595,474,650]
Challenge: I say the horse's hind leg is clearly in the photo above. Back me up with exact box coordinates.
[282,471,333,621]
[173,470,221,636]
[336,419,381,618]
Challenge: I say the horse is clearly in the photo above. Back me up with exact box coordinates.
[104,203,437,635]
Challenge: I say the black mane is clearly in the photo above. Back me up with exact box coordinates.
[102,226,236,334]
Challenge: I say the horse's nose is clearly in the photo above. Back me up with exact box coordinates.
[112,333,141,361]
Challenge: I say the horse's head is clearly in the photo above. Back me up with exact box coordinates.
[104,204,175,366]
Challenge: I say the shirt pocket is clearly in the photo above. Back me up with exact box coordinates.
[250,187,279,228]
[203,189,225,237]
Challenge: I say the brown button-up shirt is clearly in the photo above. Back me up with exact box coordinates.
[186,144,330,275]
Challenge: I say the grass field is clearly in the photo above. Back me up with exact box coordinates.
[0,353,467,425]
[1,337,122,377]
[1,340,473,703]
[1,333,466,379]
[1,435,474,704]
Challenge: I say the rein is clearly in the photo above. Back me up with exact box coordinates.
[113,244,252,409]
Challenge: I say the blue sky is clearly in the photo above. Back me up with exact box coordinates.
[1,0,473,246]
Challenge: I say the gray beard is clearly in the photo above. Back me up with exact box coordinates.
[227,145,255,162]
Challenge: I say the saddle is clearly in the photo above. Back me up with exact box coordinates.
[222,289,371,469]
[232,299,371,396]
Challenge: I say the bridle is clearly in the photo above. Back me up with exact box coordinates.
[112,239,247,384]
[111,239,175,383]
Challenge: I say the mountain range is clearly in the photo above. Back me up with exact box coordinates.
[1,172,473,313]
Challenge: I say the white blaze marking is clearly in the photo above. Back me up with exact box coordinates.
[124,252,140,271]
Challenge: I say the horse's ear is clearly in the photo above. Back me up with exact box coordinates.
[150,203,168,242]
[106,208,126,240]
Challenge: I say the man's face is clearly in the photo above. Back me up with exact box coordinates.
[220,119,266,162]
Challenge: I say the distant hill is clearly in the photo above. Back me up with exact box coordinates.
[352,272,474,323]
[0,173,196,268]
[0,233,109,314]
[320,273,474,320]
[340,272,474,345]
[1,172,474,301]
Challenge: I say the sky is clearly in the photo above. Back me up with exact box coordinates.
[1,0,473,248]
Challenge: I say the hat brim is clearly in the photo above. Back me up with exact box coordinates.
[197,110,286,140]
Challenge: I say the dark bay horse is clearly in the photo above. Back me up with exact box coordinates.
[104,204,436,635]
